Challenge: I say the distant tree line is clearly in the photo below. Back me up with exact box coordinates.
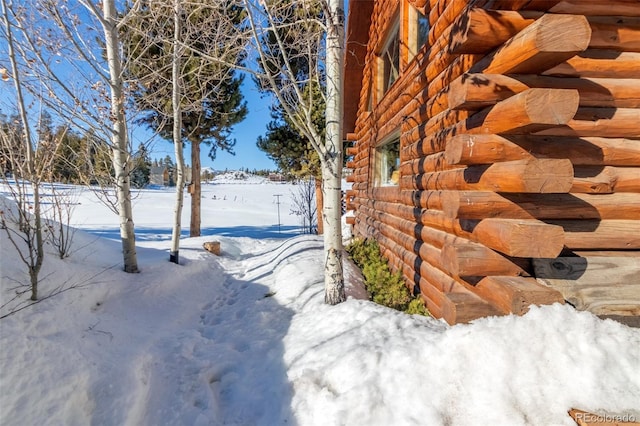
[1,112,153,189]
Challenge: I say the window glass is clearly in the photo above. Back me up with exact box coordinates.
[417,10,430,49]
[375,137,400,187]
[380,23,400,94]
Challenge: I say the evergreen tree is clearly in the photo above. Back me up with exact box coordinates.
[123,0,247,236]
[131,143,151,188]
[49,127,84,183]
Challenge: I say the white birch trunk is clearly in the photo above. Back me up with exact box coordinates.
[169,0,186,264]
[102,0,138,273]
[323,0,346,305]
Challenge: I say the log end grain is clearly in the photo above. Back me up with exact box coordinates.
[203,241,221,256]
[523,88,580,126]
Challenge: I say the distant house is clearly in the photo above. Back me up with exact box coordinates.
[150,166,171,186]
[268,173,286,182]
[343,0,640,324]
[149,165,192,187]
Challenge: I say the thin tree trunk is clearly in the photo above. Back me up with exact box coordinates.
[170,0,186,264]
[190,140,201,237]
[2,0,44,299]
[323,0,346,305]
[102,0,138,273]
[315,177,324,235]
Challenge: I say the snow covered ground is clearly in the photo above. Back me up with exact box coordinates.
[1,176,639,426]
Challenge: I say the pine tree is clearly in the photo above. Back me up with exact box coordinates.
[123,0,247,236]
[131,143,151,188]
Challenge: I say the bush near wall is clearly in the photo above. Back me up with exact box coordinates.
[346,238,430,316]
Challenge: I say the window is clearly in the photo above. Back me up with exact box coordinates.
[408,8,430,58]
[374,135,400,187]
[416,10,430,49]
[379,19,400,95]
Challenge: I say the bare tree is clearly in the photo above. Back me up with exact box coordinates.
[2,0,140,273]
[42,183,79,259]
[123,0,249,263]
[242,0,346,304]
[290,177,317,234]
[0,0,46,300]
[170,0,187,263]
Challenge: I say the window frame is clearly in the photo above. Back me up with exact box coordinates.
[407,6,430,60]
[373,131,401,188]
[376,16,401,99]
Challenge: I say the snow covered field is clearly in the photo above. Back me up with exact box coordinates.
[1,175,639,426]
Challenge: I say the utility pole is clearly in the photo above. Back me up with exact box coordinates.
[274,194,282,233]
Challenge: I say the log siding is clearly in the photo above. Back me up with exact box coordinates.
[344,0,640,324]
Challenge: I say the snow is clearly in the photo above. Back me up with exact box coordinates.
[1,178,639,426]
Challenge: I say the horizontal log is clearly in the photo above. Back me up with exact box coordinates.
[400,152,462,176]
[402,86,579,160]
[547,220,640,249]
[448,73,529,110]
[442,291,504,324]
[572,165,640,193]
[366,227,496,322]
[429,0,469,46]
[470,14,591,74]
[360,199,563,258]
[474,276,565,315]
[449,73,640,110]
[534,107,640,138]
[346,132,357,142]
[346,146,358,156]
[359,203,450,249]
[417,274,497,325]
[427,54,483,99]
[345,216,355,225]
[445,134,640,166]
[459,218,565,258]
[398,190,447,209]
[400,88,580,162]
[441,240,530,277]
[549,0,640,17]
[543,50,640,78]
[449,9,541,54]
[402,159,574,193]
[484,0,562,10]
[442,191,640,219]
[464,88,580,135]
[588,16,640,52]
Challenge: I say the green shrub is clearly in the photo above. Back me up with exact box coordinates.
[346,238,430,317]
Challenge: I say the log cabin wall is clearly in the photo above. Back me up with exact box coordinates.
[344,0,640,324]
